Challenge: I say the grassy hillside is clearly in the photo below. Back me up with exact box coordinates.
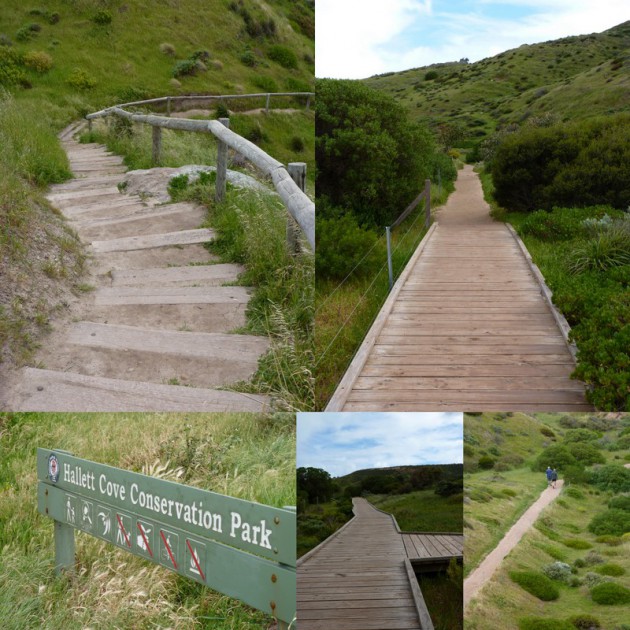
[0,0,314,377]
[465,412,630,629]
[0,411,296,629]
[365,21,630,143]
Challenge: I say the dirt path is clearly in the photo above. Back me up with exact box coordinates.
[0,122,269,411]
[464,479,564,607]
[327,165,591,411]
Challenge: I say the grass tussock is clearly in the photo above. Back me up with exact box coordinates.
[0,411,295,629]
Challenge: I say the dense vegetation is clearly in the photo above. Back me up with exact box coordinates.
[314,78,457,407]
[464,412,630,630]
[0,412,295,628]
[297,464,463,556]
[0,0,314,376]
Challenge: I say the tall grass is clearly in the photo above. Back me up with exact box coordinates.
[0,411,295,629]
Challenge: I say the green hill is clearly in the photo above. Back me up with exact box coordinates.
[365,21,630,144]
[335,463,463,489]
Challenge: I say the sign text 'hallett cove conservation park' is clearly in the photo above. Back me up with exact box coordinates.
[37,449,296,626]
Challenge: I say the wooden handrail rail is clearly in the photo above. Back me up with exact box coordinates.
[85,96,315,250]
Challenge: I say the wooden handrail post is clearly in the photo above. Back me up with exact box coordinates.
[152,125,162,166]
[386,226,393,290]
[215,117,230,203]
[265,93,271,113]
[166,96,171,117]
[87,118,92,134]
[306,94,311,111]
[424,178,431,228]
[287,162,306,254]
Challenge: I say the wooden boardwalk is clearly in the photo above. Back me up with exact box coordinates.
[298,498,439,629]
[402,533,463,563]
[327,166,591,412]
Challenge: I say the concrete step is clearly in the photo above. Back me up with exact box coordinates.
[11,368,268,412]
[94,285,252,306]
[42,322,269,388]
[91,228,215,253]
[109,263,242,287]
[75,203,206,240]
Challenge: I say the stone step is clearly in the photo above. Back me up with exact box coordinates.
[75,204,206,240]
[11,368,268,412]
[91,228,215,253]
[41,322,269,388]
[94,285,251,305]
[109,263,242,287]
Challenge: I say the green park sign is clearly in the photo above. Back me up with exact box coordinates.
[37,449,296,627]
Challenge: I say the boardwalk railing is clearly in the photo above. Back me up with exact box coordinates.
[386,179,431,289]
[85,92,315,250]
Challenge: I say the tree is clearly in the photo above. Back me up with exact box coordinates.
[297,467,335,504]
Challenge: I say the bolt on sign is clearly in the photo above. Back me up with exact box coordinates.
[37,449,296,627]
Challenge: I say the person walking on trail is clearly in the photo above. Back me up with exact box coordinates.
[551,468,558,489]
[546,466,553,487]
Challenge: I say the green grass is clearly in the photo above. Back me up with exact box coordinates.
[314,181,454,409]
[418,561,463,630]
[0,411,295,629]
[368,490,463,532]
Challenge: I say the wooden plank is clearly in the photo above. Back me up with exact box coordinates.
[91,228,215,252]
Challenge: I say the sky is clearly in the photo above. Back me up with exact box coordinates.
[297,412,463,478]
[316,0,630,79]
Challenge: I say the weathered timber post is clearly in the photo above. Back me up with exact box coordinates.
[424,178,431,228]
[87,118,92,134]
[287,162,306,254]
[166,96,171,117]
[306,94,311,111]
[265,93,271,113]
[215,117,230,203]
[152,125,162,166]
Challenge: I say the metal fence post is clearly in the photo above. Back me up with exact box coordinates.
[386,226,394,290]
[215,117,230,203]
[152,125,162,166]
[424,179,431,228]
[287,162,306,254]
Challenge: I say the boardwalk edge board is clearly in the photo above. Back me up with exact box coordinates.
[37,449,295,625]
[506,224,578,362]
[325,222,439,411]
[404,558,435,630]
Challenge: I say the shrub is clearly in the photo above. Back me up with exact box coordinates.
[159,42,176,56]
[0,47,28,87]
[425,70,438,80]
[509,571,560,600]
[172,59,197,78]
[564,487,585,499]
[215,103,229,119]
[541,426,556,438]
[167,174,189,199]
[92,10,112,25]
[478,455,496,470]
[290,136,305,152]
[584,551,604,566]
[15,25,39,42]
[569,224,630,274]
[567,614,602,629]
[543,561,573,582]
[590,582,630,605]
[267,44,298,69]
[48,12,60,25]
[518,618,573,630]
[66,68,96,90]
[562,538,592,549]
[595,563,625,576]
[588,509,630,536]
[191,50,210,61]
[588,465,630,493]
[533,445,578,472]
[23,50,52,73]
[501,488,517,497]
[566,442,605,466]
[609,496,630,511]
[253,75,278,92]
[240,48,256,67]
[564,428,601,443]
[595,535,622,546]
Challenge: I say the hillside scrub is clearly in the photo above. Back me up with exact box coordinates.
[491,114,630,212]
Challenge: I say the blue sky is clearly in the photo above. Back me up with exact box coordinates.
[316,0,630,78]
[297,412,463,477]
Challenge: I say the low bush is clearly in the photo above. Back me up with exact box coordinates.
[569,223,630,274]
[478,455,496,470]
[0,47,28,88]
[23,50,52,73]
[290,136,305,152]
[518,618,574,630]
[564,487,585,499]
[584,551,604,566]
[562,538,592,550]
[583,572,610,588]
[267,44,298,69]
[590,582,630,605]
[92,10,112,25]
[573,558,586,568]
[15,25,39,42]
[563,428,601,443]
[588,509,630,536]
[509,571,560,600]
[566,442,605,466]
[501,488,517,497]
[595,535,622,546]
[240,48,256,67]
[594,563,625,577]
[588,465,630,493]
[66,68,96,90]
[567,614,602,629]
[543,561,573,582]
[159,42,176,56]
[253,75,278,93]
[609,496,630,511]
[540,426,556,438]
[533,445,577,472]
[172,59,197,78]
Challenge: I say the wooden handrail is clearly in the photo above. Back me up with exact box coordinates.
[85,96,314,249]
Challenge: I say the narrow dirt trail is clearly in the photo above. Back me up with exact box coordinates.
[0,122,269,411]
[464,479,564,607]
[328,165,591,412]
